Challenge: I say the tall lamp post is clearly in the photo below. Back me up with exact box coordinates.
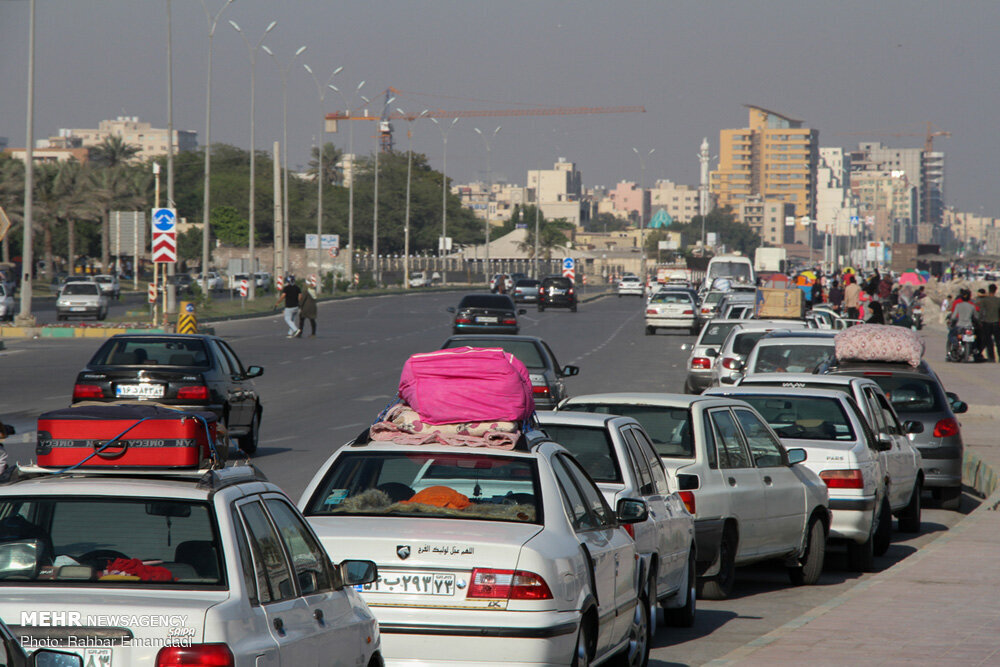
[230,19,276,301]
[398,108,429,289]
[328,79,366,287]
[632,147,654,285]
[474,125,501,285]
[372,94,396,286]
[431,117,459,284]
[198,0,234,294]
[302,63,343,292]
[262,44,307,281]
[17,0,36,324]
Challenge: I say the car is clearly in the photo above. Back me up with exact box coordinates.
[822,359,966,510]
[618,275,644,297]
[705,386,920,571]
[71,333,265,454]
[229,272,251,294]
[298,430,651,667]
[714,291,756,319]
[198,271,225,291]
[705,254,755,288]
[409,271,434,288]
[159,272,194,296]
[0,616,84,666]
[557,393,830,599]
[93,274,120,300]
[537,411,698,627]
[805,307,855,330]
[743,331,837,376]
[512,278,541,303]
[0,284,14,322]
[710,321,808,388]
[0,263,15,295]
[718,302,753,320]
[645,290,698,336]
[682,319,746,395]
[254,272,272,292]
[447,294,526,335]
[441,334,579,409]
[56,281,109,321]
[696,290,728,327]
[0,463,383,666]
[489,273,513,293]
[538,275,577,312]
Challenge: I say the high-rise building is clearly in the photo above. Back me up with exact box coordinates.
[848,142,945,231]
[816,147,857,237]
[850,169,918,243]
[711,105,819,218]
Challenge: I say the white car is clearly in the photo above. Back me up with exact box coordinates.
[538,412,698,627]
[299,431,651,667]
[56,281,110,321]
[0,284,14,322]
[0,465,384,666]
[558,393,830,600]
[683,319,745,395]
[93,274,120,300]
[743,331,837,376]
[645,290,699,336]
[710,321,808,387]
[199,271,225,291]
[618,275,644,297]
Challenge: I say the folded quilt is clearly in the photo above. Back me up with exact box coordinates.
[369,404,520,450]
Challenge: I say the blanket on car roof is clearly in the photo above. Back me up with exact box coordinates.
[369,404,520,450]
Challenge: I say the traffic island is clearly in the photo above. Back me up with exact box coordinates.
[0,323,169,339]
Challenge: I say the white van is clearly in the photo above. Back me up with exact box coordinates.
[705,254,755,288]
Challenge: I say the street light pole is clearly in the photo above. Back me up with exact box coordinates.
[633,146,654,285]
[475,125,501,286]
[230,19,276,302]
[198,0,233,295]
[17,0,36,324]
[302,64,342,293]
[431,117,459,284]
[329,80,366,288]
[398,108,429,289]
[372,94,396,286]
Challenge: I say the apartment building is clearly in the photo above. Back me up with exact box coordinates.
[850,170,918,243]
[816,147,858,236]
[527,158,585,227]
[849,142,945,227]
[649,180,702,223]
[739,195,795,246]
[54,116,197,160]
[711,105,819,218]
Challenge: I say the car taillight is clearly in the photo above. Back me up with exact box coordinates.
[502,318,517,325]
[623,523,635,539]
[678,491,696,514]
[683,309,694,315]
[691,357,712,369]
[539,287,546,294]
[568,288,574,295]
[819,469,864,489]
[456,317,472,324]
[646,309,658,315]
[701,307,711,314]
[467,568,553,600]
[177,385,209,400]
[721,357,740,370]
[73,384,104,399]
[532,385,550,397]
[933,418,960,438]
[157,644,235,667]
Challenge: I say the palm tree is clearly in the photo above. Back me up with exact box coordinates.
[88,135,141,169]
[88,136,144,269]
[0,156,25,263]
[307,142,343,185]
[91,164,151,271]
[52,161,100,276]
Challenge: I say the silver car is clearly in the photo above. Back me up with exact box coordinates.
[93,274,120,300]
[710,321,808,387]
[743,330,837,376]
[0,284,14,322]
[56,281,109,321]
[683,319,746,394]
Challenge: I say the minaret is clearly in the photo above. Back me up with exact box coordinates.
[699,138,710,250]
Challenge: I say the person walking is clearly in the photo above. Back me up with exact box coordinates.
[296,286,318,338]
[844,275,861,320]
[274,274,302,338]
[828,280,844,314]
[976,284,1000,361]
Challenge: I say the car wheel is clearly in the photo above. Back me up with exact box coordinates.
[663,551,696,627]
[937,485,962,511]
[699,527,736,600]
[571,618,592,667]
[898,479,922,533]
[571,304,578,312]
[609,591,649,667]
[238,409,260,455]
[873,497,892,557]
[788,516,826,586]
[847,507,878,572]
[57,314,66,321]
[538,305,545,312]
[645,326,654,336]
[98,309,107,321]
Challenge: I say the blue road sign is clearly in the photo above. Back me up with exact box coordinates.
[850,215,860,226]
[563,257,575,271]
[185,303,195,313]
[152,208,177,233]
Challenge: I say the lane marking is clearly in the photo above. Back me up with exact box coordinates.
[567,309,641,365]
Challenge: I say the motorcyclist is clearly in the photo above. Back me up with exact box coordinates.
[947,288,980,356]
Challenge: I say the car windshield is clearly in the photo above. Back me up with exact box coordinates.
[541,424,622,483]
[543,279,572,289]
[94,276,112,284]
[699,322,738,346]
[650,292,691,305]
[306,452,541,524]
[703,292,725,305]
[708,261,752,282]
[458,295,514,310]
[442,339,545,369]
[62,284,99,296]
[0,497,223,587]
[565,404,693,458]
[752,344,834,374]
[90,338,211,367]
[861,375,943,413]
[736,395,856,441]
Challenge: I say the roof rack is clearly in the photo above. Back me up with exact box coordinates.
[8,461,267,491]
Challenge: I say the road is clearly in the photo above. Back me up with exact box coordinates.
[0,291,976,666]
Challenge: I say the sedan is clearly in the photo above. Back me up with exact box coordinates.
[512,278,541,303]
[0,284,14,322]
[448,294,526,335]
[441,334,579,409]
[56,281,109,321]
[70,333,264,454]
[618,275,644,297]
[645,290,698,335]
[299,432,651,666]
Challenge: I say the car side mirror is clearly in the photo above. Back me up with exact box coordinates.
[705,348,719,358]
[676,473,700,491]
[786,448,807,465]
[446,306,456,313]
[904,420,924,434]
[876,434,893,451]
[339,559,378,588]
[945,391,968,414]
[518,309,527,315]
[680,343,690,351]
[244,365,264,379]
[616,498,648,524]
[561,365,580,377]
[31,650,85,667]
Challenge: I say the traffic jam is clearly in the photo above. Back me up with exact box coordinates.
[0,259,968,667]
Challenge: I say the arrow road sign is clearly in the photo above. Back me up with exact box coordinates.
[152,232,177,263]
[152,208,177,233]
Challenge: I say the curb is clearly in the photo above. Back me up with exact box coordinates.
[0,326,169,340]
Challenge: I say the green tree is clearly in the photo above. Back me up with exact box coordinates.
[88,135,141,168]
[0,154,25,263]
[211,205,262,246]
[178,227,203,263]
[584,212,631,233]
[307,142,343,185]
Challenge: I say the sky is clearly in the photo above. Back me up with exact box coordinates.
[1,1,998,216]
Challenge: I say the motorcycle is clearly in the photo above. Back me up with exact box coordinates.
[911,304,923,330]
[947,326,977,362]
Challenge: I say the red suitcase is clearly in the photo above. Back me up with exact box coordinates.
[36,404,220,469]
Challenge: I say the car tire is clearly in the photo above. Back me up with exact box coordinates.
[898,479,922,533]
[937,485,962,511]
[98,309,107,321]
[699,527,736,600]
[57,314,66,321]
[645,326,654,336]
[663,551,696,627]
[571,617,593,667]
[873,497,892,557]
[571,304,578,312]
[238,410,260,455]
[847,507,878,572]
[788,516,825,586]
[609,591,649,667]
[538,305,545,312]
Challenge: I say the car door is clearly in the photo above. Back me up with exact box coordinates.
[861,387,902,506]
[618,427,661,579]
[540,340,568,401]
[211,339,251,429]
[871,390,916,508]
[230,507,281,666]
[706,408,767,558]
[551,454,624,657]
[237,497,318,666]
[733,408,807,555]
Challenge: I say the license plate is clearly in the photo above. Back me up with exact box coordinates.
[116,383,164,398]
[476,316,498,324]
[363,571,456,596]
[962,335,975,342]
[84,648,112,666]
[550,288,564,295]
[71,306,87,312]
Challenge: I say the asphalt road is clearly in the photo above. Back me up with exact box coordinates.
[0,292,976,666]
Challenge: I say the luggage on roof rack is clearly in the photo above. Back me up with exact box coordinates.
[834,323,924,368]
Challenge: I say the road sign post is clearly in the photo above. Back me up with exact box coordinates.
[562,257,575,282]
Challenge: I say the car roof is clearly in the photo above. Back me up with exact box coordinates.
[561,392,748,410]
[536,411,640,430]
[829,360,934,376]
[757,331,837,342]
[733,320,806,331]
[107,332,219,342]
[741,372,863,386]
[445,334,544,344]
[342,437,545,459]
[706,386,851,401]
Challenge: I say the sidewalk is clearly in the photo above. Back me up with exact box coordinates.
[710,324,1000,666]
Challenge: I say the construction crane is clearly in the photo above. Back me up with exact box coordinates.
[325,88,645,153]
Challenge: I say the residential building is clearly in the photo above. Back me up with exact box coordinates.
[848,142,946,228]
[527,158,585,227]
[649,180,703,223]
[816,147,858,237]
[55,116,197,160]
[739,195,795,246]
[3,147,89,164]
[850,170,918,243]
[711,105,819,218]
[607,181,646,225]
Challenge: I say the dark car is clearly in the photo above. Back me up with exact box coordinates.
[822,359,966,509]
[512,278,541,303]
[71,334,264,454]
[161,272,194,295]
[441,334,579,409]
[447,294,526,335]
[0,617,82,666]
[538,275,577,312]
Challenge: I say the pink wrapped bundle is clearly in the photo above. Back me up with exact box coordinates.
[834,323,924,367]
[370,404,519,450]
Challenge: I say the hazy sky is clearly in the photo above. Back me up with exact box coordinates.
[2,1,998,216]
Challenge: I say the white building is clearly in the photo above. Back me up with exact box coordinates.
[816,147,858,236]
[55,116,197,160]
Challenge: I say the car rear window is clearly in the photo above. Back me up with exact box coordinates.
[704,292,724,305]
[736,395,856,441]
[699,322,738,346]
[442,339,544,369]
[0,497,224,587]
[858,375,943,413]
[62,283,99,295]
[515,280,539,288]
[543,278,572,288]
[752,344,834,374]
[541,424,622,483]
[90,338,211,367]
[565,404,694,458]
[458,295,515,309]
[306,452,541,524]
[732,331,768,357]
[649,292,691,305]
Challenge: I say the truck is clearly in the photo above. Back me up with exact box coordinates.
[754,247,787,274]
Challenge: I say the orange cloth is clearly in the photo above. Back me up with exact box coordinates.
[401,486,471,509]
